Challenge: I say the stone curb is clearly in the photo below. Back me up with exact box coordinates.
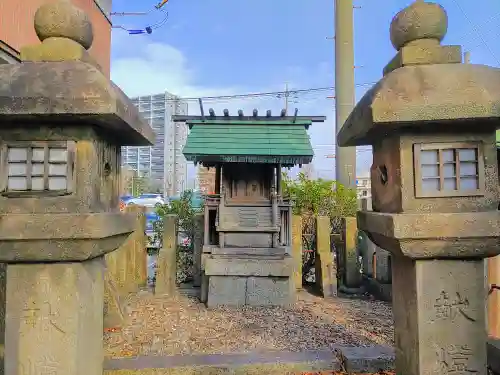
[104,346,395,374]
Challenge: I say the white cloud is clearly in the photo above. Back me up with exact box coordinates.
[110,35,372,181]
[111,35,293,114]
[111,37,239,99]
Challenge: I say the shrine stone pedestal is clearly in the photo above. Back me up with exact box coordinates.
[0,0,154,373]
[337,1,500,374]
[4,259,105,375]
[392,257,486,374]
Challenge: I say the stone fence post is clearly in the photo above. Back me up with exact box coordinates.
[291,215,303,290]
[155,214,178,295]
[359,198,376,278]
[340,217,362,288]
[105,205,147,294]
[358,197,392,300]
[192,213,204,287]
[103,205,147,329]
[126,205,148,289]
[338,2,500,374]
[315,216,336,297]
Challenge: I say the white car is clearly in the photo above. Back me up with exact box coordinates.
[126,196,166,209]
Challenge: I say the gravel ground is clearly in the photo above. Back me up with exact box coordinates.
[299,373,394,375]
[104,290,394,358]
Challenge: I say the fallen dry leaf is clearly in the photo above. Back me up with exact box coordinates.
[298,372,395,375]
[104,289,394,358]
[104,327,121,333]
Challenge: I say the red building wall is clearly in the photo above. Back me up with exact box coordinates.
[0,0,111,76]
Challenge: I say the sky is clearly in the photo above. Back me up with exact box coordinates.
[109,0,500,182]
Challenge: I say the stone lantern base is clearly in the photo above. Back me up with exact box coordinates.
[3,258,105,374]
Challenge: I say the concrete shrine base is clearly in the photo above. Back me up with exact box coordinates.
[203,254,295,308]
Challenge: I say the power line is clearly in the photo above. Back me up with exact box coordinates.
[284,82,289,113]
[111,4,170,34]
[161,82,376,102]
[198,93,335,106]
[452,0,500,65]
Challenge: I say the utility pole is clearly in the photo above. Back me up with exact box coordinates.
[334,0,356,188]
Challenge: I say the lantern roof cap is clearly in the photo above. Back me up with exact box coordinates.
[0,0,155,146]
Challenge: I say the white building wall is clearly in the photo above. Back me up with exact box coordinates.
[122,92,188,196]
[356,171,371,198]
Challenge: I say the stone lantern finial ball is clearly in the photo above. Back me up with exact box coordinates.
[390,0,448,51]
[34,0,94,50]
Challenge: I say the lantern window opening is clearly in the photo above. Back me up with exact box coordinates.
[1,141,74,196]
[413,142,485,198]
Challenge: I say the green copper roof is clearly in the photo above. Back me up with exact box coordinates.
[182,120,314,165]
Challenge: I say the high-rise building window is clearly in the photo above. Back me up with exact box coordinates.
[121,92,188,196]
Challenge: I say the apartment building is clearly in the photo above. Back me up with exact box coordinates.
[122,92,189,197]
[0,0,112,76]
[356,171,371,198]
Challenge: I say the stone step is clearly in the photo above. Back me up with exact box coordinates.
[104,347,395,375]
[211,254,287,261]
[216,226,279,232]
[177,284,200,298]
[178,288,200,298]
[212,247,287,256]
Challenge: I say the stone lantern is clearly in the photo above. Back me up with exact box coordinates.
[337,1,500,375]
[0,1,154,374]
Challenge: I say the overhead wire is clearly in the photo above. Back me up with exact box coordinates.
[110,7,161,17]
[148,10,170,30]
[452,0,500,65]
[111,3,170,34]
[161,82,376,103]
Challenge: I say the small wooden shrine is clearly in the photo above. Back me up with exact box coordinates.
[174,108,325,307]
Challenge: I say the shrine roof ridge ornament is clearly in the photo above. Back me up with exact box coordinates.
[337,0,500,148]
[172,107,326,127]
[181,107,316,165]
[0,0,154,147]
